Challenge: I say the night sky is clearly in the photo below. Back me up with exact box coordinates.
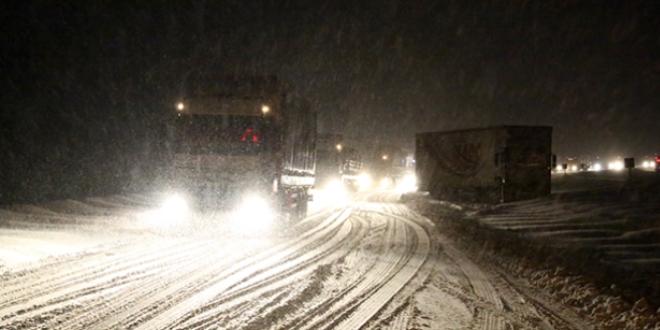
[1,0,659,200]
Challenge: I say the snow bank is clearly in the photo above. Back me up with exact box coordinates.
[404,171,660,330]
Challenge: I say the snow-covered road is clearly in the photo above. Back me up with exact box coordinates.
[0,190,594,329]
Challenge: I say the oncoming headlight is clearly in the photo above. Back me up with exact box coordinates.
[380,177,392,189]
[397,174,417,193]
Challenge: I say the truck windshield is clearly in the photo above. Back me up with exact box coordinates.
[175,114,276,155]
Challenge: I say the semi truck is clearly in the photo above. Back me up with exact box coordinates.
[338,147,363,191]
[415,125,552,203]
[170,75,316,220]
[315,134,363,192]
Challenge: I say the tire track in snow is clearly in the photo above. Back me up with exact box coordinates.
[171,216,368,330]
[290,217,408,329]
[176,201,418,329]
[0,238,208,310]
[51,240,263,330]
[0,206,348,330]
[334,212,429,330]
[272,203,429,330]
[0,239,245,329]
[129,207,356,330]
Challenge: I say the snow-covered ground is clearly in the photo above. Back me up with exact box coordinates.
[405,169,660,330]
[1,173,658,329]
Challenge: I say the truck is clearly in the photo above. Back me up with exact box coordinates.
[170,75,316,220]
[360,144,412,189]
[315,134,363,192]
[415,126,552,203]
[338,146,363,191]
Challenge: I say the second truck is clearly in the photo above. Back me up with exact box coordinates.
[415,125,552,203]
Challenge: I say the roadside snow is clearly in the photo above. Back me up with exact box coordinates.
[405,170,660,330]
[0,228,122,271]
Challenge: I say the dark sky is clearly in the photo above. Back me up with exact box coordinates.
[2,0,660,159]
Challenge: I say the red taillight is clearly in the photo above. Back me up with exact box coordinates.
[241,128,259,143]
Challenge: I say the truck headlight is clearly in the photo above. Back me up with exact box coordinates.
[157,194,189,225]
[233,196,274,230]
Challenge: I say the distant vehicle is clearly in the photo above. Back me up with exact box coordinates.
[169,75,316,220]
[315,136,363,192]
[338,147,363,191]
[415,125,552,203]
[655,156,660,172]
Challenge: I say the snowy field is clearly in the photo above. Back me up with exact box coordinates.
[405,169,660,330]
[479,170,660,272]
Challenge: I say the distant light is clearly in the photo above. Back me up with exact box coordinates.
[262,105,270,114]
[593,163,602,171]
[571,165,578,171]
[382,155,388,160]
[380,177,391,189]
[608,161,624,171]
[176,102,185,111]
[556,165,563,171]
[336,144,342,152]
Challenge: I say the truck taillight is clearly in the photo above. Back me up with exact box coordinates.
[241,128,259,143]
